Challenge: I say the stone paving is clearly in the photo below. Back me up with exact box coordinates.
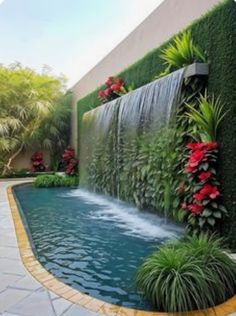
[0,180,100,316]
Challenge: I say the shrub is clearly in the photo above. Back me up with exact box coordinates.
[34,175,79,188]
[31,152,46,172]
[0,169,55,179]
[59,146,78,175]
[136,234,236,312]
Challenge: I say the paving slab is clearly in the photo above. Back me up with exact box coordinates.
[8,288,55,316]
[0,288,31,313]
[52,297,72,316]
[0,273,23,292]
[62,305,99,316]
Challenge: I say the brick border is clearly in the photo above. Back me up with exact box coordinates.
[7,184,236,316]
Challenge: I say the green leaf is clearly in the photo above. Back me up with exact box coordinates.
[207,217,216,226]
[213,211,222,219]
[202,209,212,217]
[199,217,206,227]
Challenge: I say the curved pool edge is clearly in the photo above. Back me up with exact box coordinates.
[7,183,236,316]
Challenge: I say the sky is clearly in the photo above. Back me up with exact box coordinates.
[0,0,164,87]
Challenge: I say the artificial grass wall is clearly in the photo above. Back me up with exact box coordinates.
[77,0,236,247]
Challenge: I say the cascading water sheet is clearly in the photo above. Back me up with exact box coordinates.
[80,68,185,197]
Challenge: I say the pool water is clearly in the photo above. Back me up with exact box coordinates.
[14,185,182,310]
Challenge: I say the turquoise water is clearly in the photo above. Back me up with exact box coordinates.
[14,184,182,310]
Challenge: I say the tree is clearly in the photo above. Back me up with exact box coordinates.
[0,63,71,175]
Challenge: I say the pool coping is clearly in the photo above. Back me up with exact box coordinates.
[7,183,236,316]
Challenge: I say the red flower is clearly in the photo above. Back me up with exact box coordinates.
[200,184,220,199]
[198,171,212,182]
[186,142,218,152]
[206,142,218,150]
[188,204,204,214]
[185,164,197,173]
[111,83,122,92]
[105,76,113,87]
[104,88,112,96]
[181,202,188,209]
[186,143,205,151]
[116,78,124,86]
[193,193,205,202]
[209,187,220,199]
[98,90,106,98]
[189,150,205,167]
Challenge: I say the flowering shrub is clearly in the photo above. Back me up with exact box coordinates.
[60,146,78,175]
[98,76,128,103]
[180,142,227,233]
[31,152,45,172]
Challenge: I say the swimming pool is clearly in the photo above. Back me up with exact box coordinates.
[14,184,182,310]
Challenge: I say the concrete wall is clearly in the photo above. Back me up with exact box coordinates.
[70,0,222,151]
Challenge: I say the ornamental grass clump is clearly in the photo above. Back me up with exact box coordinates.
[136,234,236,313]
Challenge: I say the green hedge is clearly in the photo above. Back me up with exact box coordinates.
[77,0,236,247]
[34,175,79,188]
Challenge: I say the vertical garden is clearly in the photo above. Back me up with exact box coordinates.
[77,0,236,248]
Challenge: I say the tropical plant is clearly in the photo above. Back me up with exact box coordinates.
[32,92,72,154]
[180,141,227,233]
[179,92,228,233]
[161,30,206,68]
[34,174,79,188]
[186,93,228,141]
[155,31,206,79]
[59,146,78,175]
[136,234,236,312]
[0,63,70,175]
[31,152,45,172]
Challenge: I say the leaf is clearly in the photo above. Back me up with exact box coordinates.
[200,163,209,171]
[213,211,222,219]
[218,204,227,214]
[207,217,216,226]
[199,217,206,228]
[202,209,212,217]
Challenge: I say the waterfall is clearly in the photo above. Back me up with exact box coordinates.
[79,68,185,207]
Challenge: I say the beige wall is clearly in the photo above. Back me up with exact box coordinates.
[70,0,222,151]
[12,150,51,171]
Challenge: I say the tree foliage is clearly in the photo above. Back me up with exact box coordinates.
[0,63,71,174]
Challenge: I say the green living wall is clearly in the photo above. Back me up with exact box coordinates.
[77,0,236,247]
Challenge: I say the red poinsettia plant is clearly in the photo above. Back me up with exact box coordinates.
[31,152,46,172]
[180,141,227,232]
[60,146,78,175]
[98,76,128,103]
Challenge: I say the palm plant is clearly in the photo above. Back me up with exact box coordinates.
[0,63,70,175]
[186,92,228,141]
[31,92,72,167]
[136,234,236,312]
